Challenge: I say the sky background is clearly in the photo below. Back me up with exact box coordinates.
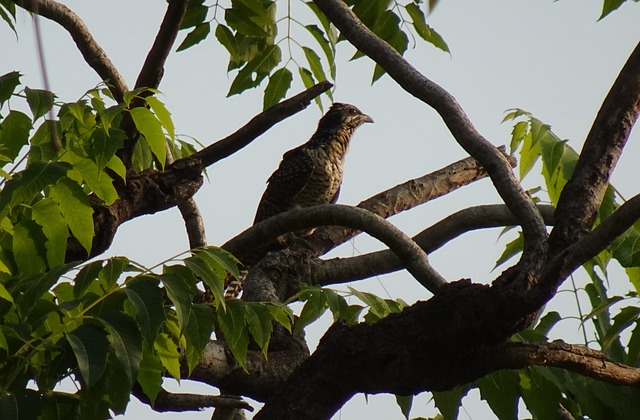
[3,0,640,418]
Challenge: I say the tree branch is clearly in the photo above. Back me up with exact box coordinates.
[132,385,253,413]
[311,204,555,286]
[313,0,547,268]
[193,81,333,167]
[556,193,640,280]
[485,342,640,388]
[550,40,640,253]
[134,0,189,90]
[224,204,446,294]
[14,0,129,101]
[305,151,516,258]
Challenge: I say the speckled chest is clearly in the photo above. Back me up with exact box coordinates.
[297,143,347,206]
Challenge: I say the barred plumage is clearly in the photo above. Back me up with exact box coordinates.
[224,103,373,298]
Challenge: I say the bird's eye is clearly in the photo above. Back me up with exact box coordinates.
[349,108,358,115]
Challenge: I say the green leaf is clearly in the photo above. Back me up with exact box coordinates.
[180,2,207,29]
[125,276,165,343]
[303,46,327,85]
[138,346,164,404]
[519,369,562,420]
[432,387,465,420]
[129,107,167,168]
[99,311,143,386]
[137,344,164,405]
[0,281,13,303]
[600,0,626,19]
[67,324,110,388]
[13,220,47,275]
[73,260,104,297]
[99,256,131,290]
[32,198,69,268]
[215,24,240,59]
[0,71,20,105]
[494,232,524,268]
[305,24,336,78]
[0,3,16,35]
[245,302,272,356]
[154,332,181,379]
[28,119,61,162]
[295,288,328,334]
[90,127,126,172]
[61,151,118,205]
[184,303,215,372]
[145,96,175,141]
[602,306,640,351]
[476,370,521,420]
[298,67,322,109]
[227,45,281,96]
[49,177,94,254]
[533,311,561,337]
[266,302,294,333]
[626,320,640,366]
[405,3,449,52]
[0,160,70,217]
[160,271,194,332]
[25,87,56,121]
[177,22,211,52]
[395,394,413,419]
[263,67,293,109]
[0,110,31,163]
[217,298,249,370]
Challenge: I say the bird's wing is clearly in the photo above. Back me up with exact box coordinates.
[254,147,315,223]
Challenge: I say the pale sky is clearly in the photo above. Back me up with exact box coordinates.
[3,0,640,418]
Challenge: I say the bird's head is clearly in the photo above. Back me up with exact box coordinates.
[320,103,374,131]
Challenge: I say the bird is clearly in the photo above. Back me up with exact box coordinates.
[223,102,373,298]
[253,102,374,225]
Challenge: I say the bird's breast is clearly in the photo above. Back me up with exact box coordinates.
[298,147,345,205]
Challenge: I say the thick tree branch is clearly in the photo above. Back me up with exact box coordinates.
[313,0,547,268]
[224,204,446,294]
[14,0,129,101]
[193,81,333,167]
[132,385,253,413]
[550,41,640,253]
[311,204,555,286]
[485,342,640,388]
[135,0,189,90]
[186,339,310,402]
[305,151,516,257]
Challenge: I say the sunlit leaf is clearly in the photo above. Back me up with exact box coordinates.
[154,332,181,379]
[146,96,175,141]
[32,198,69,268]
[49,177,94,254]
[129,107,167,168]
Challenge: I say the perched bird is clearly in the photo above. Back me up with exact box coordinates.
[224,102,373,298]
[254,102,374,225]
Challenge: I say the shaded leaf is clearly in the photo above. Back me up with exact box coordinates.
[405,3,449,52]
[0,110,31,163]
[24,87,56,121]
[0,71,20,104]
[177,22,211,52]
[476,370,521,420]
[185,303,215,372]
[32,197,69,268]
[125,276,165,343]
[99,311,143,386]
[146,96,175,141]
[217,298,249,370]
[13,220,47,275]
[67,324,110,388]
[263,67,293,109]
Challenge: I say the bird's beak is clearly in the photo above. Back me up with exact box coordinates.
[362,114,374,124]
